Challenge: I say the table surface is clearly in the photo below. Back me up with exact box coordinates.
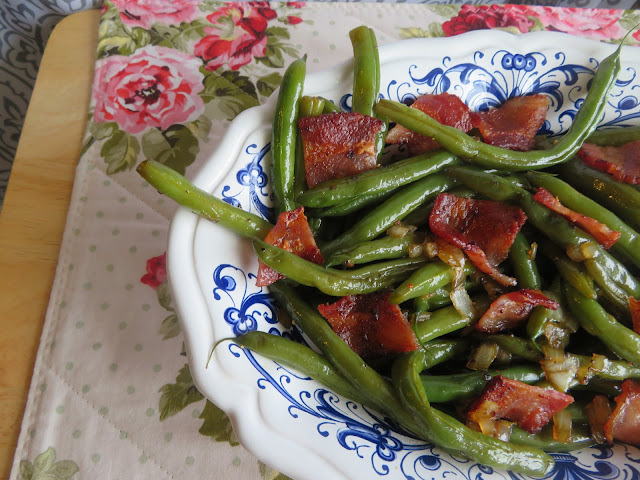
[0,9,100,480]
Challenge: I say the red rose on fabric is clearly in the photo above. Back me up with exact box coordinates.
[110,0,201,29]
[442,5,533,36]
[92,46,205,134]
[286,1,306,8]
[141,253,167,289]
[195,2,278,71]
[514,6,624,41]
[287,16,303,25]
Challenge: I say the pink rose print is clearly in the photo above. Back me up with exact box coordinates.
[110,0,201,29]
[442,5,533,37]
[93,46,205,134]
[194,2,279,71]
[141,253,167,289]
[513,6,624,41]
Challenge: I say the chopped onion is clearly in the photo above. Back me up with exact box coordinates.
[566,241,598,262]
[494,420,513,442]
[408,243,423,258]
[467,342,499,371]
[585,395,612,443]
[386,221,417,238]
[423,240,439,258]
[527,241,538,261]
[450,284,476,319]
[553,409,573,443]
[540,346,579,392]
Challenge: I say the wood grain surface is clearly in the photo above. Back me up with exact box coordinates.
[0,10,100,479]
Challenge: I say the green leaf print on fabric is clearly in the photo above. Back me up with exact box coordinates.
[158,364,204,421]
[19,448,79,480]
[142,125,200,175]
[259,461,292,480]
[198,400,239,445]
[257,72,283,97]
[100,130,141,174]
[159,313,181,340]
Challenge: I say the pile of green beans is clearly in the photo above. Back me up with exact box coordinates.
[138,26,640,477]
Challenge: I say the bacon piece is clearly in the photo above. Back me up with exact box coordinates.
[256,206,323,286]
[604,379,640,445]
[299,112,383,188]
[385,93,473,155]
[630,297,640,335]
[476,289,559,333]
[578,141,640,185]
[429,193,527,286]
[468,376,574,434]
[471,94,549,151]
[317,291,419,358]
[533,187,620,249]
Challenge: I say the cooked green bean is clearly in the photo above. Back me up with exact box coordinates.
[137,160,272,239]
[297,151,459,208]
[510,231,542,290]
[272,56,306,214]
[255,240,426,296]
[325,233,419,267]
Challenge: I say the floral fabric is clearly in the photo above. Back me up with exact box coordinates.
[9,2,640,480]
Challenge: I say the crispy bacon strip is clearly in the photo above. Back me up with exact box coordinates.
[317,291,419,358]
[468,376,574,435]
[429,193,527,286]
[578,141,640,185]
[385,93,473,155]
[256,206,323,286]
[471,94,549,151]
[604,379,640,445]
[299,112,383,188]
[630,297,640,335]
[476,289,559,334]
[533,187,620,249]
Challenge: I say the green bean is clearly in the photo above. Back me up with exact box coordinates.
[322,99,340,113]
[232,331,369,404]
[272,56,306,214]
[349,25,386,157]
[585,125,640,146]
[510,232,542,290]
[574,352,640,382]
[314,189,396,217]
[389,260,475,305]
[297,150,459,208]
[373,43,620,171]
[137,160,272,240]
[488,335,543,362]
[391,350,554,476]
[557,158,640,231]
[299,96,325,117]
[564,283,640,366]
[325,233,419,267]
[255,240,426,296]
[510,425,594,452]
[350,25,378,117]
[527,170,640,269]
[413,297,490,343]
[321,174,457,257]
[421,365,544,403]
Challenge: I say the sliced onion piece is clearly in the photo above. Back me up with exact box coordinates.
[585,395,612,443]
[386,221,417,238]
[553,408,573,443]
[541,346,579,392]
[467,342,499,371]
